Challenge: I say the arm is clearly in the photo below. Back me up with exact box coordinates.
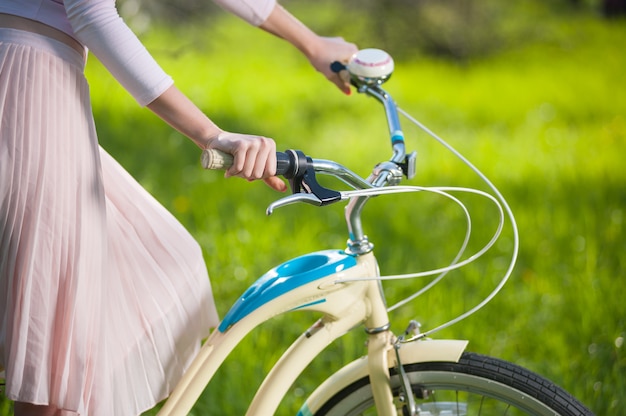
[213,0,358,94]
[259,4,358,95]
[146,86,287,192]
[64,0,173,106]
[64,0,285,190]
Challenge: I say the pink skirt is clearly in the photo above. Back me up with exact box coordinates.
[0,28,219,415]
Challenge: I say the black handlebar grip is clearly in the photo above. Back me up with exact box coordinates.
[330,61,347,73]
[276,151,291,176]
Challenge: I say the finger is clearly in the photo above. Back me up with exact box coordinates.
[266,149,278,178]
[338,78,352,95]
[248,137,275,179]
[329,61,352,95]
[226,137,275,180]
[264,176,287,192]
[331,72,352,95]
[225,148,247,178]
[338,68,351,85]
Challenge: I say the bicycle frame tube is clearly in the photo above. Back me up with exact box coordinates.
[158,251,392,416]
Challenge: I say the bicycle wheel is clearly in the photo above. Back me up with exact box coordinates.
[313,352,593,416]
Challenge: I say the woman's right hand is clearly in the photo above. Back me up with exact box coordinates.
[205,131,287,192]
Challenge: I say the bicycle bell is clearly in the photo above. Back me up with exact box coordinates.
[346,48,394,87]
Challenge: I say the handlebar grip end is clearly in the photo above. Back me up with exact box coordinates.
[202,149,294,176]
[201,149,233,170]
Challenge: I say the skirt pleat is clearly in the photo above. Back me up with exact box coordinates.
[0,29,218,415]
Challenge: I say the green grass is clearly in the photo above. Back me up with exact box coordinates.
[2,7,624,416]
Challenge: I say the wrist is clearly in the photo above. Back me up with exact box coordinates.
[200,128,225,150]
[299,33,324,63]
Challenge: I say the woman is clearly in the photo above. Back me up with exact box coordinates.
[0,0,357,414]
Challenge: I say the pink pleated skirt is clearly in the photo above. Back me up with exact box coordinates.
[0,28,219,415]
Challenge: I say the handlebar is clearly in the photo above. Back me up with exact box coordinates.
[202,148,373,190]
[202,49,417,254]
[202,147,363,211]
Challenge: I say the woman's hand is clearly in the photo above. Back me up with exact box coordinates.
[306,36,358,95]
[147,87,286,192]
[206,131,287,192]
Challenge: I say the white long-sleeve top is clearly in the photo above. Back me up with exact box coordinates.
[0,0,276,105]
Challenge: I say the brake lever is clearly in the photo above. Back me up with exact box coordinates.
[266,193,323,215]
[267,161,343,215]
[289,165,341,203]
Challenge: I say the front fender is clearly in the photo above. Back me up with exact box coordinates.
[299,339,468,415]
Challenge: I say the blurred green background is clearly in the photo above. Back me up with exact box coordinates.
[1,0,624,414]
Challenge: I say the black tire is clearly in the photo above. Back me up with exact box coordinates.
[315,352,593,415]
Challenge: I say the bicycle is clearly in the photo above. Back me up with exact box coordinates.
[156,48,592,415]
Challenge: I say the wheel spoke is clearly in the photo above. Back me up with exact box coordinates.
[478,395,485,414]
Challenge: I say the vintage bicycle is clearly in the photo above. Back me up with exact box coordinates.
[162,49,593,415]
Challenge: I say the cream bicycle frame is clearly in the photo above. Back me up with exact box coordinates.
[157,250,383,415]
[157,249,466,416]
